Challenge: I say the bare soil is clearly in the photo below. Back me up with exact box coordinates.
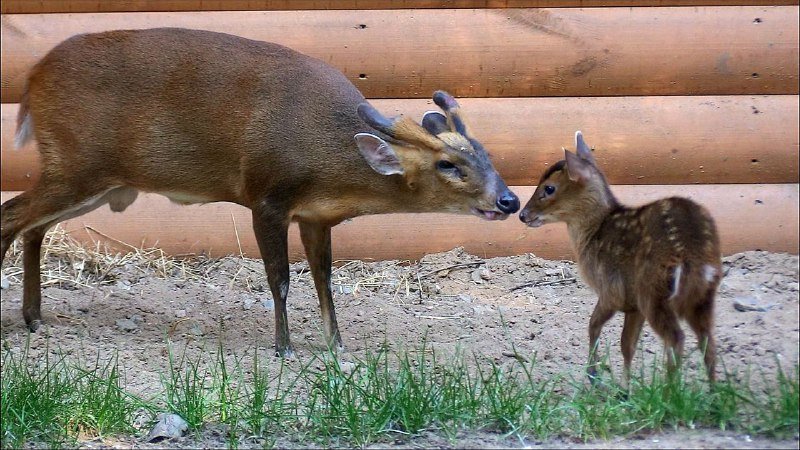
[1,246,798,449]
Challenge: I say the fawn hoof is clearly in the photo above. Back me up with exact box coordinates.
[275,345,296,359]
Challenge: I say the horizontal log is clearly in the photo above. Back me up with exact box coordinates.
[3,0,797,14]
[3,96,798,190]
[2,7,797,102]
[1,185,797,260]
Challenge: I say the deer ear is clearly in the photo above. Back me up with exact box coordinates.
[354,133,404,176]
[574,130,596,163]
[564,149,593,182]
[421,111,449,135]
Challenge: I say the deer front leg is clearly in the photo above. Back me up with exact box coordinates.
[587,301,615,385]
[299,221,342,351]
[252,207,293,358]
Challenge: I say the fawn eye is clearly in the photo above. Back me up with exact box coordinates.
[544,185,556,196]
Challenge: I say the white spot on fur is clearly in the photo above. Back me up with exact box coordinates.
[279,281,289,299]
[14,113,33,149]
[159,191,213,205]
[703,264,718,283]
[23,186,122,233]
[669,264,683,300]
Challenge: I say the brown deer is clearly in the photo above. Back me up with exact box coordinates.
[0,28,520,357]
[519,131,720,383]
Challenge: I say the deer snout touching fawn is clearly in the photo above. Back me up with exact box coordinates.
[519,131,721,384]
[0,28,520,358]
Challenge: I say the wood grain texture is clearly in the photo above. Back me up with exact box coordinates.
[1,185,796,260]
[2,7,797,102]
[3,96,798,191]
[3,0,798,13]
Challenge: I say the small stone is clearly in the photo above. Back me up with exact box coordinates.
[175,309,186,318]
[544,268,563,276]
[261,298,274,310]
[146,413,188,442]
[243,297,255,310]
[0,276,9,290]
[733,296,773,312]
[190,323,204,336]
[115,318,138,332]
[471,269,484,284]
[340,361,356,374]
[457,294,473,303]
[479,269,491,280]
[129,314,143,324]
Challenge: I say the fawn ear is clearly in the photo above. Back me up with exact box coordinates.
[565,149,593,183]
[354,133,404,176]
[574,131,596,164]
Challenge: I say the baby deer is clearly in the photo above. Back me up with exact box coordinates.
[519,131,721,383]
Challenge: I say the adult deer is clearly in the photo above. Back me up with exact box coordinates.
[0,28,519,357]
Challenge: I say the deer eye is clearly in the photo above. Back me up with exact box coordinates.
[436,160,463,178]
[544,185,556,196]
[437,160,455,170]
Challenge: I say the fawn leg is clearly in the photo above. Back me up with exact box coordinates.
[620,310,646,386]
[685,291,717,383]
[645,302,685,378]
[587,301,616,384]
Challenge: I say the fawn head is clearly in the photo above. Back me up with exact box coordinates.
[355,91,519,220]
[519,131,615,227]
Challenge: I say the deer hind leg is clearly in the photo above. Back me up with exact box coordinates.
[1,181,134,329]
[684,289,717,383]
[299,221,342,351]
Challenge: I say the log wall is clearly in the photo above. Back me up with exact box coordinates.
[3,1,799,14]
[2,7,798,102]
[1,2,798,259]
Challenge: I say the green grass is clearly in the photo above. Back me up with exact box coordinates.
[2,335,798,449]
[1,339,147,449]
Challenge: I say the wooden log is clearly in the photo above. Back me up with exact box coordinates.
[2,7,797,102]
[3,0,797,14]
[3,96,798,191]
[1,185,797,261]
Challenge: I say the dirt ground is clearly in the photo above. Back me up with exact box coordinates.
[1,244,798,449]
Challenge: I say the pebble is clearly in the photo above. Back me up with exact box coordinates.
[0,276,9,290]
[340,361,356,374]
[146,413,188,442]
[261,298,275,310]
[471,270,484,284]
[115,318,138,332]
[190,323,204,336]
[457,294,473,303]
[243,297,256,310]
[733,296,773,312]
[175,309,187,318]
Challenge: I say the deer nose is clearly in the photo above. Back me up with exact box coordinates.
[496,190,520,214]
[519,209,529,223]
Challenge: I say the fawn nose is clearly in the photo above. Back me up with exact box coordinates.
[519,209,529,223]
[496,190,520,214]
